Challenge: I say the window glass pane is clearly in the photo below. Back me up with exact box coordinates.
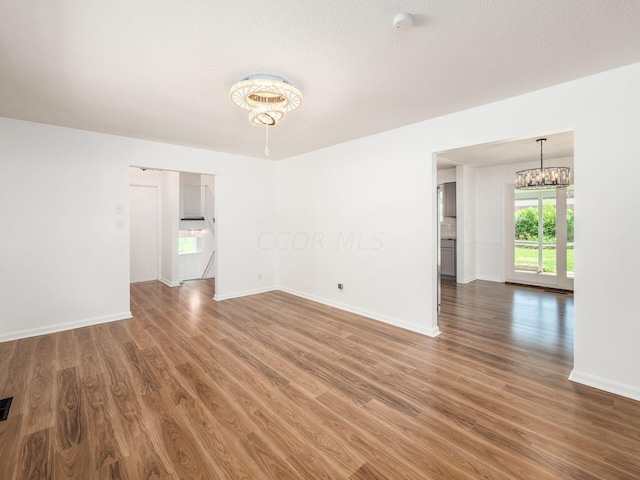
[514,194,539,272]
[179,237,198,255]
[514,188,556,275]
[542,194,557,274]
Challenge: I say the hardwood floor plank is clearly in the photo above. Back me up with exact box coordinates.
[0,339,17,395]
[175,362,253,437]
[56,366,85,451]
[119,341,161,395]
[3,337,36,417]
[97,459,130,480]
[16,427,53,480]
[25,335,56,435]
[0,413,23,479]
[219,336,290,387]
[127,315,157,351]
[80,373,125,470]
[54,442,92,479]
[349,462,386,480]
[141,346,194,406]
[56,330,80,370]
[239,432,300,480]
[141,389,220,479]
[287,450,344,480]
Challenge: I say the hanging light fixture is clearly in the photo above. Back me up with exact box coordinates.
[515,138,571,189]
[230,74,302,156]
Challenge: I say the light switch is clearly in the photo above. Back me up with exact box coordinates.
[116,219,125,230]
[115,204,124,215]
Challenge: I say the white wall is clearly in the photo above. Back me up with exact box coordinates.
[0,118,277,341]
[277,61,640,400]
[474,156,574,283]
[161,171,180,286]
[437,168,456,184]
[276,127,439,336]
[199,174,217,279]
[457,165,476,283]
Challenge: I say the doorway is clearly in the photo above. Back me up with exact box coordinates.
[435,131,573,287]
[129,167,217,290]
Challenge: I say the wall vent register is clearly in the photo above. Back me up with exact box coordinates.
[0,397,13,421]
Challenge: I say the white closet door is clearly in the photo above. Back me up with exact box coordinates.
[130,185,159,283]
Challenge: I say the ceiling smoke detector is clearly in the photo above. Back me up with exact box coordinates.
[393,13,413,30]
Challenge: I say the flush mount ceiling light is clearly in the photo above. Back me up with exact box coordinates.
[230,74,302,156]
[515,138,571,189]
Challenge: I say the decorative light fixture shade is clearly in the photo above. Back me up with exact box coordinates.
[230,74,302,127]
[230,74,302,155]
[515,138,571,189]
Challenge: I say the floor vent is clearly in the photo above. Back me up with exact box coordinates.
[0,397,13,421]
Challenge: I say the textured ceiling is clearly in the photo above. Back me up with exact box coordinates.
[1,1,640,160]
[437,131,574,169]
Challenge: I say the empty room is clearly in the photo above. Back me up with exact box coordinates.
[1,1,640,479]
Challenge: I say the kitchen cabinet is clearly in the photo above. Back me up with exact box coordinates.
[443,182,456,217]
[441,239,456,278]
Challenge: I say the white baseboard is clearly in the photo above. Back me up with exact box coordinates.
[0,311,133,343]
[569,369,640,402]
[277,286,440,338]
[160,277,181,288]
[214,286,277,301]
[458,275,477,284]
[475,275,504,283]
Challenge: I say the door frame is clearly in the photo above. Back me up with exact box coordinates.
[505,183,574,290]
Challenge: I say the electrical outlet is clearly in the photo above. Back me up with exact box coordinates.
[115,204,124,215]
[338,283,343,290]
[258,273,262,280]
[116,218,125,230]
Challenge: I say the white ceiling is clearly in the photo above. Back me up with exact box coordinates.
[1,1,639,160]
[437,131,574,169]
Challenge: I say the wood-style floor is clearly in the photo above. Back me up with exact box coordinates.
[0,279,638,479]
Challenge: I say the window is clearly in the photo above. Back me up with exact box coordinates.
[178,236,199,255]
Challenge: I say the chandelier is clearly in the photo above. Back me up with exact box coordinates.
[515,138,571,189]
[230,74,302,156]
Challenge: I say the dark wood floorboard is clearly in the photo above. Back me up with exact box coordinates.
[1,278,639,479]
